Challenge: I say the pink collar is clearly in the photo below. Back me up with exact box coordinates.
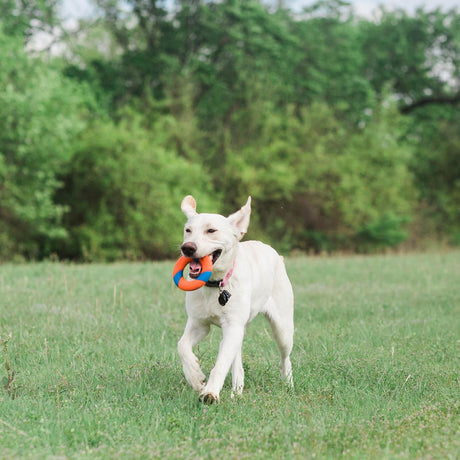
[205,261,235,288]
[221,262,235,288]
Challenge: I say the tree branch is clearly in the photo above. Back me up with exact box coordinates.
[400,93,460,114]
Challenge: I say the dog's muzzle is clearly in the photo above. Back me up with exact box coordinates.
[180,245,223,279]
[181,242,197,257]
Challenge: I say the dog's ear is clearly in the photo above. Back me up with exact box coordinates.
[181,195,198,218]
[228,196,251,240]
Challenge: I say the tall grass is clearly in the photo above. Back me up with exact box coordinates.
[1,252,459,458]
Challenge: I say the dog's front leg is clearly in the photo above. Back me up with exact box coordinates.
[200,322,245,404]
[178,319,210,393]
[231,349,245,398]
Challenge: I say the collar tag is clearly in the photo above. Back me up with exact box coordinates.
[205,261,235,306]
[218,289,231,306]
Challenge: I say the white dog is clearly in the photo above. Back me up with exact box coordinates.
[177,195,294,403]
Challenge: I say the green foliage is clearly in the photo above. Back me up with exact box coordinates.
[56,114,217,261]
[0,0,60,42]
[222,99,414,252]
[292,3,374,122]
[0,1,459,260]
[221,102,344,251]
[335,99,415,249]
[359,7,460,106]
[191,1,300,123]
[0,28,89,260]
[410,109,460,242]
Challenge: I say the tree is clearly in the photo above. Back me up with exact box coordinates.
[358,7,460,114]
[0,27,89,259]
[410,106,460,242]
[0,0,60,43]
[1,0,458,260]
[290,5,373,122]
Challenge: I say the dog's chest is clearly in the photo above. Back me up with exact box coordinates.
[185,289,229,326]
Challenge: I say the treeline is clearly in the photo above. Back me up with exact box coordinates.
[0,0,459,261]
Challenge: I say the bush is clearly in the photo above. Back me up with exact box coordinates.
[56,114,217,261]
[0,29,89,260]
[222,100,415,253]
[335,99,415,250]
[410,112,460,243]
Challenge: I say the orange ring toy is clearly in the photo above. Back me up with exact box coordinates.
[173,256,213,291]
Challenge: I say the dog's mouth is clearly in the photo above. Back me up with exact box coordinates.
[189,250,222,279]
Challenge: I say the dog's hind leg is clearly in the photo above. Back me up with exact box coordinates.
[178,319,210,393]
[265,306,294,386]
[264,261,294,387]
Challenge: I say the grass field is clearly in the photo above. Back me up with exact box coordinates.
[0,252,459,459]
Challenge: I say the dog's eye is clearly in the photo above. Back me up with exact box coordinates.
[185,228,191,233]
[207,229,217,234]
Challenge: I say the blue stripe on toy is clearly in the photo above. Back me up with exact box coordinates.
[173,270,183,287]
[197,270,212,282]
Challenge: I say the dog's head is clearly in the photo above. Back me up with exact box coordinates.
[180,195,251,279]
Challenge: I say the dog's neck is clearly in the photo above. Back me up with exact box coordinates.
[208,244,238,283]
[206,260,235,288]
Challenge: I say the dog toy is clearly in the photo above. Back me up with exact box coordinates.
[173,255,213,291]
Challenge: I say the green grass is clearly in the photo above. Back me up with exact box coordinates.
[1,252,459,459]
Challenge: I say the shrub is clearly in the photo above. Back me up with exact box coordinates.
[0,29,88,260]
[222,99,415,253]
[56,114,217,261]
[410,112,460,244]
[335,100,416,250]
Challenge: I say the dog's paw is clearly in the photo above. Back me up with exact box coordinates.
[184,366,206,392]
[190,378,206,393]
[199,391,219,404]
[231,388,244,399]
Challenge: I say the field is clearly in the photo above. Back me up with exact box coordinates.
[1,252,459,459]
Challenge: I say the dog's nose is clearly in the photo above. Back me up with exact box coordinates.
[181,242,197,257]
